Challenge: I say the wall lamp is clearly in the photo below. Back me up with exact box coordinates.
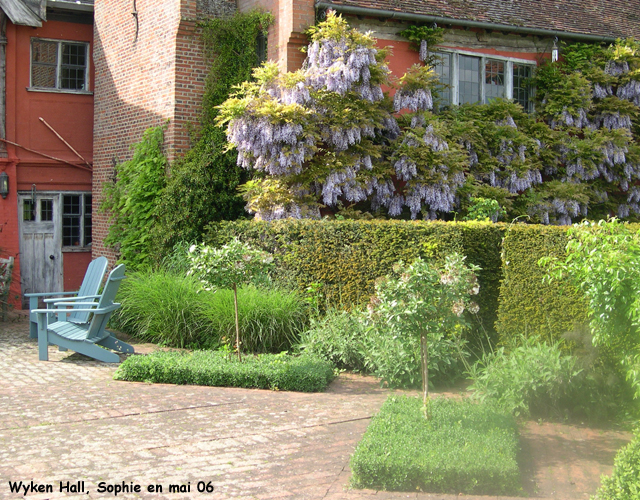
[0,171,8,199]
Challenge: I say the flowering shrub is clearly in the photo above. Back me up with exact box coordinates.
[366,254,480,408]
[218,13,640,224]
[187,239,274,359]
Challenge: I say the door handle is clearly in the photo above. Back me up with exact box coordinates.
[49,255,55,260]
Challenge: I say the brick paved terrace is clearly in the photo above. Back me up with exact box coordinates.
[0,313,631,500]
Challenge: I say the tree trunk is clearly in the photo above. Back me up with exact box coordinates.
[420,333,429,418]
[233,282,241,362]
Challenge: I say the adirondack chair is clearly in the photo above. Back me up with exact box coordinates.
[26,256,108,339]
[34,264,134,363]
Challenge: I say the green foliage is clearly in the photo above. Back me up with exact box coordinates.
[152,11,273,255]
[101,125,167,270]
[113,350,335,392]
[350,395,521,495]
[463,197,507,222]
[204,219,505,346]
[367,254,479,398]
[297,306,468,388]
[593,429,640,500]
[111,270,307,352]
[296,308,369,372]
[187,239,274,291]
[469,335,633,422]
[469,337,580,418]
[495,224,588,344]
[542,219,640,397]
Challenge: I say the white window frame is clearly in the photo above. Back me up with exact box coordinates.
[433,49,535,111]
[29,38,91,95]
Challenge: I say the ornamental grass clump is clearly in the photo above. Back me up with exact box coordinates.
[187,239,274,360]
[366,253,479,410]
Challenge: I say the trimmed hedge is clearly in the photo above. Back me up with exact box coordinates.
[205,219,505,347]
[350,395,521,495]
[113,351,335,392]
[495,225,588,344]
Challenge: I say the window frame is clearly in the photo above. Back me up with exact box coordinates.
[432,49,535,111]
[29,37,92,95]
[62,192,92,250]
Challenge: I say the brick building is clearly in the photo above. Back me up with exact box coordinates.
[0,0,95,308]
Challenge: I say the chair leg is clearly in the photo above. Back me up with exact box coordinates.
[98,335,135,354]
[36,313,49,361]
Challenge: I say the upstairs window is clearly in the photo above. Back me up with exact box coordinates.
[432,50,535,112]
[31,38,89,92]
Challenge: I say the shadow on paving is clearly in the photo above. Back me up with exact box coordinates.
[0,313,632,500]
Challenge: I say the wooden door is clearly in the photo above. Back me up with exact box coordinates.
[18,193,62,307]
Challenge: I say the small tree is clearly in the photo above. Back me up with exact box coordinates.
[187,239,274,360]
[367,254,480,415]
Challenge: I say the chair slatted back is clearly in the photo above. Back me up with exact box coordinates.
[85,264,125,341]
[68,256,109,324]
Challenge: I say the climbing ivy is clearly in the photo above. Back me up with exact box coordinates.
[102,124,168,270]
[152,10,274,255]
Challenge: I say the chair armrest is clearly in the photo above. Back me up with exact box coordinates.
[25,291,77,298]
[53,301,100,307]
[43,294,100,304]
[33,303,121,315]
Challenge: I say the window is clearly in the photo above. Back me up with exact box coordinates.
[31,38,89,91]
[62,194,91,247]
[433,51,534,111]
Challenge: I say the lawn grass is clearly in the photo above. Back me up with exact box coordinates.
[113,350,335,392]
[350,395,522,495]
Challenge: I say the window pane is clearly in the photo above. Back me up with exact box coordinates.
[23,200,35,222]
[458,55,480,104]
[41,199,53,221]
[60,43,86,90]
[484,59,505,102]
[432,52,451,108]
[63,216,81,246]
[513,63,533,112]
[32,39,57,64]
[63,195,81,246]
[84,195,92,246]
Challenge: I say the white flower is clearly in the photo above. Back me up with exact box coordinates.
[468,301,480,314]
[452,300,465,317]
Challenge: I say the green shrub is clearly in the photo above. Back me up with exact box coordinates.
[205,219,505,348]
[113,351,335,392]
[296,307,468,388]
[350,395,521,495]
[593,429,640,500]
[296,308,369,372]
[468,336,630,422]
[112,270,307,352]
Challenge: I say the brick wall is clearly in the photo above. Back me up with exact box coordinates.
[92,0,234,264]
[238,0,314,72]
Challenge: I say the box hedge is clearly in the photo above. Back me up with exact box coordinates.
[350,395,522,495]
[204,219,504,346]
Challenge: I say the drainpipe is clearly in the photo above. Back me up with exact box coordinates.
[315,2,618,44]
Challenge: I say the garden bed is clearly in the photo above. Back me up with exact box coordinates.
[350,395,522,495]
[113,350,335,392]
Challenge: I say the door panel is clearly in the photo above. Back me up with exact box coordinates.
[18,194,62,307]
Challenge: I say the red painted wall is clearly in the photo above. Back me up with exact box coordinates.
[0,18,94,309]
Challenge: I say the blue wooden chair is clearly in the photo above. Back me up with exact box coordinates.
[34,264,134,363]
[27,256,108,339]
